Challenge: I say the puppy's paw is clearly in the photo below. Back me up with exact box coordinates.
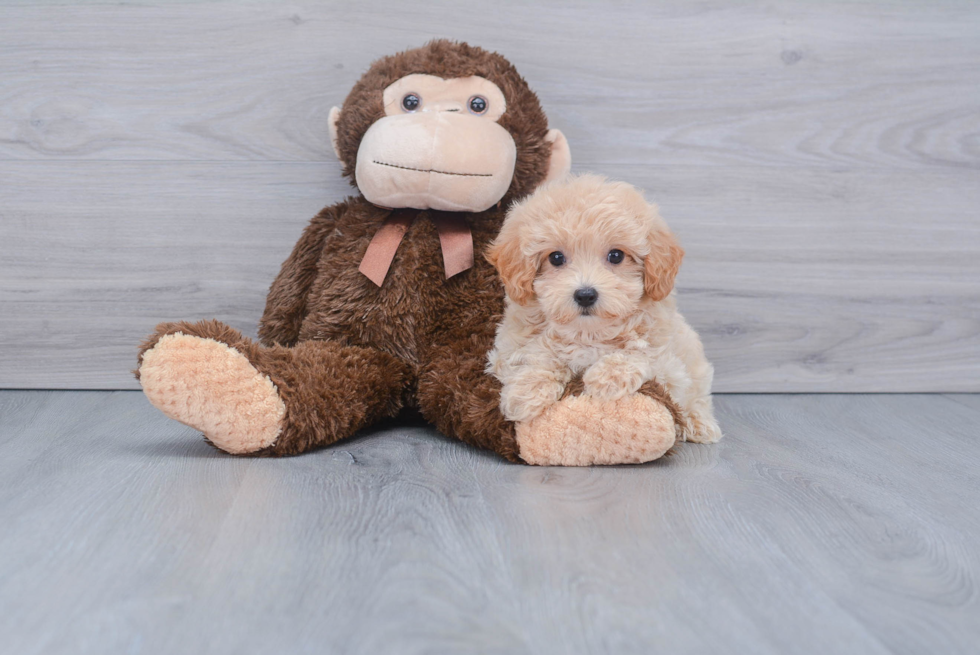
[500,369,567,423]
[583,354,644,401]
[679,403,723,443]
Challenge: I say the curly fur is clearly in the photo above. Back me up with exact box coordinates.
[486,175,722,443]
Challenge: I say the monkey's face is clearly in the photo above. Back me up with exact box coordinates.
[330,42,572,212]
[337,74,518,213]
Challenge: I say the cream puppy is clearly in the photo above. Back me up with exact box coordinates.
[486,175,721,443]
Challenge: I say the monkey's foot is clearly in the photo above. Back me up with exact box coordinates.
[138,333,285,454]
[515,393,675,466]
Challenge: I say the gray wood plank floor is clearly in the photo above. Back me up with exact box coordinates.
[1,391,978,654]
[2,1,979,391]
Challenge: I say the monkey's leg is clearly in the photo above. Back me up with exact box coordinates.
[514,378,678,466]
[136,320,410,456]
[416,335,521,462]
[418,335,677,465]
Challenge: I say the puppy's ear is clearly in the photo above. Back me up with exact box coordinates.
[644,228,684,302]
[487,223,537,306]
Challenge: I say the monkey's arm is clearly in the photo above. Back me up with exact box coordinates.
[258,202,346,347]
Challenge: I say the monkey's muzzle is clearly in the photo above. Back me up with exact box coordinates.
[355,112,517,213]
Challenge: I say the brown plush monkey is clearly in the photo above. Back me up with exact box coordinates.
[136,41,679,464]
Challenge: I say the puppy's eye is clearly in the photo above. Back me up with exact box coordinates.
[548,251,565,267]
[401,93,421,112]
[607,249,625,264]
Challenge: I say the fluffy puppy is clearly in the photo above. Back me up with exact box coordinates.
[486,174,721,443]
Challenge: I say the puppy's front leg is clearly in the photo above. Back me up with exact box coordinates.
[499,363,570,423]
[583,353,646,401]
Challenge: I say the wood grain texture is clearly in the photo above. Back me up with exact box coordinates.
[2,0,978,168]
[943,393,980,414]
[0,391,978,654]
[0,0,978,390]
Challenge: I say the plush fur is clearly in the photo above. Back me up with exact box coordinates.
[139,333,285,454]
[516,377,680,465]
[487,175,722,444]
[138,319,411,456]
[136,41,683,463]
[333,40,550,204]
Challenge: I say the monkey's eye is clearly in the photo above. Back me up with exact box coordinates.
[548,251,565,267]
[607,249,625,264]
[401,93,421,112]
[468,95,488,114]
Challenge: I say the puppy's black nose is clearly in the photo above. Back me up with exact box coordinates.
[573,287,598,308]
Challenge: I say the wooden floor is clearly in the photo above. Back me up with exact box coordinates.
[1,391,977,654]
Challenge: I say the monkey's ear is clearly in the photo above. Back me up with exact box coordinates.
[328,106,342,160]
[643,229,684,302]
[543,129,571,183]
[486,227,537,306]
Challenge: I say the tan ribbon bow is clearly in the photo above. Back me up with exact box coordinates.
[358,209,475,287]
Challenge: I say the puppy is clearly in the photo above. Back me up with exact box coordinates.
[486,175,721,443]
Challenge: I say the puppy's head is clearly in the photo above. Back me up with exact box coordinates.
[487,174,683,325]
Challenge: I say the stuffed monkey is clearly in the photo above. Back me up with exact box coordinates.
[136,41,679,465]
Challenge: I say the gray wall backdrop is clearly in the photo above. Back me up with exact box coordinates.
[1,0,978,391]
